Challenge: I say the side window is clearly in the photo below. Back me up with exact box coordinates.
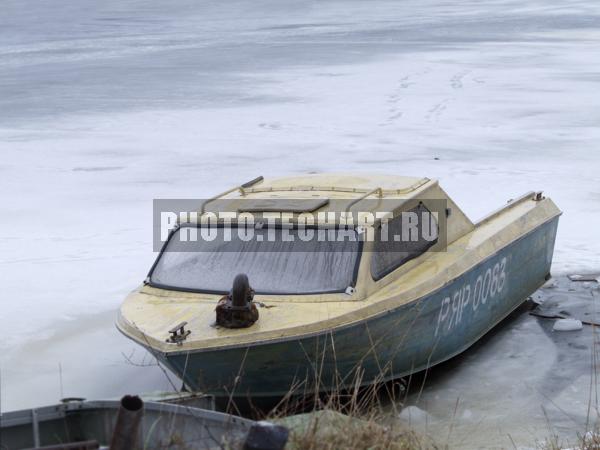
[370,203,438,281]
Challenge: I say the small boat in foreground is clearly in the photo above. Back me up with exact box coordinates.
[117,174,561,397]
[0,394,286,449]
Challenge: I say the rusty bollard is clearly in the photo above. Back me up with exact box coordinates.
[110,395,144,450]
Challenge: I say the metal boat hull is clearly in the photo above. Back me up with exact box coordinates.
[156,217,559,397]
[0,399,251,450]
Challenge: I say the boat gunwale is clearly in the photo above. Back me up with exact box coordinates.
[0,399,253,429]
[475,190,536,226]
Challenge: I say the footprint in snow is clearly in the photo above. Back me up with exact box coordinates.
[450,70,471,89]
[258,122,282,130]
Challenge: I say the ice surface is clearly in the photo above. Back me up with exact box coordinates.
[1,0,600,446]
[397,278,600,448]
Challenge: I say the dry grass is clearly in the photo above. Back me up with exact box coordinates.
[541,430,600,450]
[277,409,433,450]
[256,367,438,450]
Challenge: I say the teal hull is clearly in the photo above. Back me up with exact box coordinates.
[158,217,559,397]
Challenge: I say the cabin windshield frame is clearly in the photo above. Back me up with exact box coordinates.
[146,222,364,296]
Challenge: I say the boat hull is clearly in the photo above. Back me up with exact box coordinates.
[156,216,559,397]
[0,399,252,450]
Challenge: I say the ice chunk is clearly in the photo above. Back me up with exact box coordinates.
[398,405,430,423]
[568,274,600,282]
[553,318,583,332]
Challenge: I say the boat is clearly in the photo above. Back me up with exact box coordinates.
[0,393,287,449]
[116,173,561,398]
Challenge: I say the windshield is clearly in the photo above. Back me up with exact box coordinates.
[149,226,361,295]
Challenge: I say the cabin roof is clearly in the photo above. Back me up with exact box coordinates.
[198,173,436,222]
[244,173,431,196]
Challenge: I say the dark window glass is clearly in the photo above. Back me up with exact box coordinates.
[150,227,360,295]
[371,203,438,280]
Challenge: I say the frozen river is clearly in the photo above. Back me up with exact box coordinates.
[1,0,599,447]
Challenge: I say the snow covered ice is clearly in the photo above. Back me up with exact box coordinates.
[1,0,600,447]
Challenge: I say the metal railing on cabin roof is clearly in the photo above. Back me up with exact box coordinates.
[344,187,383,213]
[243,177,430,195]
[198,176,431,215]
[199,176,264,214]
